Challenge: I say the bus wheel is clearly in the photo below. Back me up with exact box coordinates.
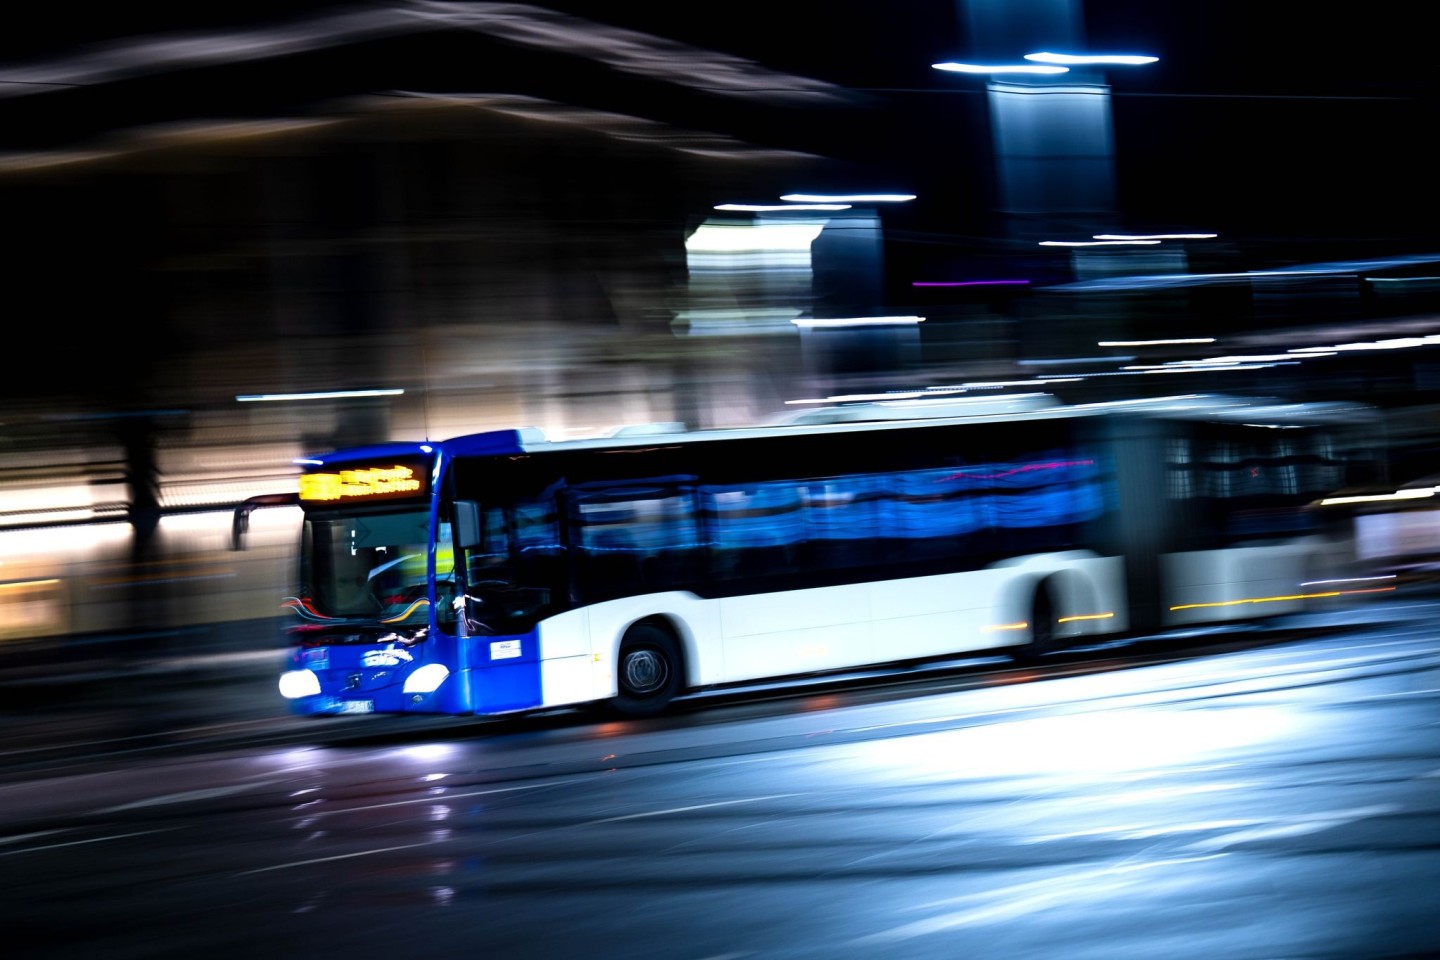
[610,623,682,718]
[1012,583,1060,664]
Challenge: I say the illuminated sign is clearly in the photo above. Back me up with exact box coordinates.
[299,463,428,503]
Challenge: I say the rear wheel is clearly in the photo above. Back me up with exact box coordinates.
[609,622,683,718]
[1011,583,1061,664]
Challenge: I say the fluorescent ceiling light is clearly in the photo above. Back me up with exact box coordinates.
[714,203,851,211]
[932,62,1068,75]
[1025,52,1159,65]
[1093,233,1217,241]
[791,316,925,328]
[780,193,915,203]
[1040,239,1162,247]
[236,388,404,402]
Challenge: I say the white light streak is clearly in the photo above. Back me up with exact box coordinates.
[1300,575,1397,587]
[1099,338,1216,346]
[791,316,925,328]
[779,193,916,203]
[932,62,1069,75]
[714,203,851,212]
[1092,233,1216,241]
[1040,239,1161,247]
[1025,52,1159,65]
[1171,352,1315,365]
[237,389,404,402]
[1320,487,1440,505]
[685,222,825,253]
[1290,334,1440,354]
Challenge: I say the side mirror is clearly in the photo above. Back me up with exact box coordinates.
[453,499,482,548]
[232,492,300,551]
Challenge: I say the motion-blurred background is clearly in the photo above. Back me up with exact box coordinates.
[3,0,1439,649]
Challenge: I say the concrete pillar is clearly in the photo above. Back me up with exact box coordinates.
[958,0,1118,243]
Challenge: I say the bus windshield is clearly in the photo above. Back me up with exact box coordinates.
[301,509,442,622]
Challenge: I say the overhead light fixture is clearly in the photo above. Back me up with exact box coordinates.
[791,316,925,328]
[932,62,1068,75]
[714,203,851,211]
[1024,52,1159,65]
[780,193,916,203]
[1093,233,1217,241]
[236,388,405,402]
[1039,239,1162,247]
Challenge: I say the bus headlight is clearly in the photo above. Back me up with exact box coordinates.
[403,663,450,694]
[279,669,321,699]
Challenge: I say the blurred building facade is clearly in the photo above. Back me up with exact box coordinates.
[3,4,1440,645]
[0,19,892,642]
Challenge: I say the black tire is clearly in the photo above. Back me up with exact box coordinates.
[608,622,683,718]
[1010,583,1060,664]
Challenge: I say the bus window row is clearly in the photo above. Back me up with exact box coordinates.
[463,453,1119,602]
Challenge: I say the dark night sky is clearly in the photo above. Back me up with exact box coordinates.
[3,1,1436,251]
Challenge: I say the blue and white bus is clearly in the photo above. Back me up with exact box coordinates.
[250,393,1387,719]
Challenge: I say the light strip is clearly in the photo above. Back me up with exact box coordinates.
[1319,487,1439,505]
[791,316,925,328]
[714,203,851,211]
[933,62,1069,75]
[1171,587,1395,611]
[1301,575,1397,587]
[1093,233,1216,241]
[1041,239,1162,247]
[237,389,405,402]
[779,193,916,203]
[1057,612,1115,623]
[0,578,61,591]
[1025,52,1159,65]
[1099,338,1216,346]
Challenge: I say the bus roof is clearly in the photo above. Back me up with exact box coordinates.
[298,392,1379,467]
[434,393,1376,459]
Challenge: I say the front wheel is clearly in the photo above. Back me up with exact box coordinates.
[608,623,683,718]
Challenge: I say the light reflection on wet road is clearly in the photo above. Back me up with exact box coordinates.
[1,599,1438,960]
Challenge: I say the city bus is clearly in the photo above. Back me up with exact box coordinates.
[247,393,1388,720]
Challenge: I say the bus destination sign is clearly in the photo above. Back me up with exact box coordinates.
[299,462,429,503]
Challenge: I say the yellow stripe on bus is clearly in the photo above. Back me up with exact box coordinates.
[1170,586,1395,611]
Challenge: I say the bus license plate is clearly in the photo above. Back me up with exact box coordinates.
[338,700,374,714]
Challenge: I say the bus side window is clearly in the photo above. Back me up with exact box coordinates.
[883,467,987,564]
[1166,437,1194,500]
[513,486,566,605]
[700,480,803,581]
[799,474,882,571]
[471,507,511,575]
[569,480,701,601]
[1301,433,1345,493]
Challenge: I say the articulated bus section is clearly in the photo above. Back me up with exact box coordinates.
[271,396,1395,720]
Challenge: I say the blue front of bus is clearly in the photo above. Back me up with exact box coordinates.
[276,435,550,717]
[281,628,465,716]
[279,623,545,716]
[274,443,464,716]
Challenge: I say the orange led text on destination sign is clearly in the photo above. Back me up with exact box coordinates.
[300,465,422,501]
